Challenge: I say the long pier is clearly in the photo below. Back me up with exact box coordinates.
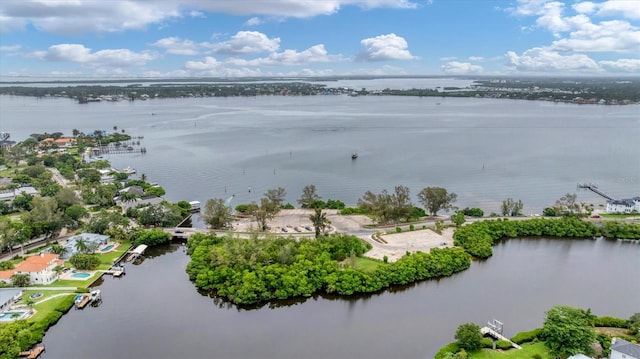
[577,183,613,200]
[480,327,522,349]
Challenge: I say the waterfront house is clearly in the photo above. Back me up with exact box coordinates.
[0,186,39,202]
[0,253,63,285]
[0,289,23,311]
[62,233,110,259]
[118,195,163,212]
[611,338,640,359]
[606,196,640,214]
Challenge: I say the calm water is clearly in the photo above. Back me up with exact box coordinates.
[1,92,639,357]
[40,238,639,359]
[1,94,638,216]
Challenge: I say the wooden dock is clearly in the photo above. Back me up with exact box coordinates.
[481,327,522,349]
[19,345,45,358]
[75,294,91,309]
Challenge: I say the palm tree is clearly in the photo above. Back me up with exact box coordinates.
[140,173,147,183]
[309,207,328,238]
[75,239,89,254]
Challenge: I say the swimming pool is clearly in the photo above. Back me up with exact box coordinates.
[101,244,115,252]
[0,310,28,321]
[71,272,91,279]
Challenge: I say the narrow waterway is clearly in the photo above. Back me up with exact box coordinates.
[42,237,639,359]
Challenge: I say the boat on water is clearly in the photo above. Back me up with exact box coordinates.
[120,166,136,175]
[352,153,358,160]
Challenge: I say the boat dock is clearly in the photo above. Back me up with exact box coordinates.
[19,345,45,358]
[74,290,102,309]
[126,244,148,262]
[480,327,521,349]
[104,265,126,277]
[74,294,91,309]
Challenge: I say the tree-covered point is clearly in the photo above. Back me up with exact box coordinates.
[600,221,640,240]
[186,233,470,305]
[453,218,600,258]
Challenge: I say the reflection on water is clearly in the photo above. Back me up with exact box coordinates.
[42,238,640,359]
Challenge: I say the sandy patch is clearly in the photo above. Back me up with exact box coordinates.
[364,227,455,262]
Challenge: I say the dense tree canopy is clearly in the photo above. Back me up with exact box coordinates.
[186,233,470,305]
[455,323,483,351]
[453,218,599,258]
[542,305,596,358]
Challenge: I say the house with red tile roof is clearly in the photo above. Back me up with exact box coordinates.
[0,253,62,285]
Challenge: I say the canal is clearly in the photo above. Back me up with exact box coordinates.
[42,237,639,359]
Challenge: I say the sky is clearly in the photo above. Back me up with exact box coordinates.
[0,0,639,79]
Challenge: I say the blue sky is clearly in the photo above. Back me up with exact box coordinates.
[0,0,639,78]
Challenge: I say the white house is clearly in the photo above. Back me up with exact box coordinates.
[9,253,62,285]
[606,197,640,214]
[612,338,640,359]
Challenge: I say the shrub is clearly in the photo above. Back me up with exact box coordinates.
[594,316,628,328]
[511,328,542,344]
[434,342,460,359]
[495,340,512,350]
[235,204,250,213]
[480,337,493,348]
[396,226,402,233]
[281,203,295,209]
[409,224,415,231]
[462,207,484,217]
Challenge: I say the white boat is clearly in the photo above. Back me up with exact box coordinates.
[120,166,136,175]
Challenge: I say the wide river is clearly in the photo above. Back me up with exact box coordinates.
[1,93,638,214]
[0,91,639,358]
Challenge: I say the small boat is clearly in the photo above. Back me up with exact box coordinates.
[351,153,358,160]
[121,166,136,174]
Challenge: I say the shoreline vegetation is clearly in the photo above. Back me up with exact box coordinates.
[1,76,639,104]
[435,307,640,359]
[1,127,639,356]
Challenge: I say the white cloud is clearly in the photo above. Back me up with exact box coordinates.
[468,56,484,61]
[356,33,416,62]
[439,56,457,61]
[152,37,200,55]
[245,17,263,26]
[441,61,483,75]
[184,0,418,17]
[184,56,221,71]
[551,20,640,52]
[226,44,334,66]
[1,0,419,35]
[599,58,640,72]
[597,0,640,20]
[208,31,281,55]
[572,1,597,15]
[31,44,157,68]
[0,0,181,35]
[0,45,22,52]
[506,47,600,72]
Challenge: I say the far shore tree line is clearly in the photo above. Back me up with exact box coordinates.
[200,181,602,233]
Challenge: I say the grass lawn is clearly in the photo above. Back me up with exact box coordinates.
[51,276,95,287]
[28,294,76,322]
[352,256,383,272]
[469,342,551,359]
[96,241,131,270]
